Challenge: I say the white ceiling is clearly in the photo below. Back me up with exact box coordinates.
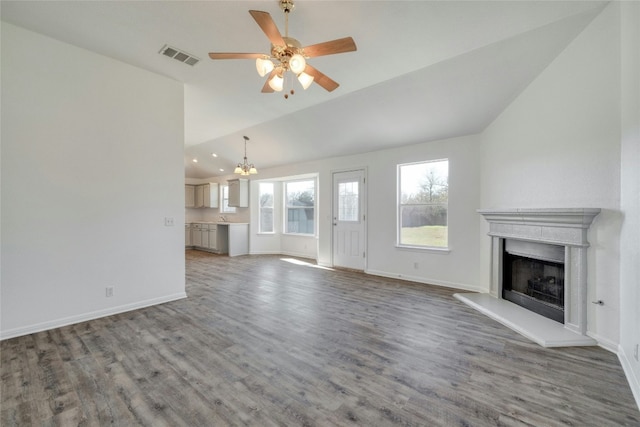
[1,0,606,178]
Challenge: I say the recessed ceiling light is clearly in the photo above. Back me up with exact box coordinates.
[219,168,224,172]
[192,158,198,163]
[212,153,218,157]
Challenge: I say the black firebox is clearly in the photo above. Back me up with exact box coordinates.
[502,240,565,323]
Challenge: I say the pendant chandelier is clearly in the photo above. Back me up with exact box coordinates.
[234,136,258,176]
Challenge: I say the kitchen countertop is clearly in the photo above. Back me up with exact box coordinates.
[186,222,249,225]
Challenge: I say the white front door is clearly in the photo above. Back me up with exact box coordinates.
[332,170,366,270]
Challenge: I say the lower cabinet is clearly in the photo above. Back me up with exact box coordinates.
[185,224,192,246]
[186,223,245,256]
[191,224,203,247]
[207,227,217,251]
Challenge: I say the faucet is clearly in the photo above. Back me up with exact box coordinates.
[219,216,227,222]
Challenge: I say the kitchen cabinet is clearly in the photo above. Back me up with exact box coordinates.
[185,223,192,247]
[193,183,219,208]
[202,183,219,208]
[225,223,248,256]
[200,224,210,248]
[185,185,195,208]
[227,178,248,207]
[185,222,247,256]
[194,185,204,208]
[207,226,217,251]
[191,223,203,247]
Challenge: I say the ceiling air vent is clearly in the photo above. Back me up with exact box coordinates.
[159,44,200,66]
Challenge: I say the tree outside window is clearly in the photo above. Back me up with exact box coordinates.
[398,159,448,248]
[285,180,315,235]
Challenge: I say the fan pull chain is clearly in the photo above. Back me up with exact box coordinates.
[283,72,295,99]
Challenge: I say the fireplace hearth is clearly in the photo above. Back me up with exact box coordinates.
[455,208,600,347]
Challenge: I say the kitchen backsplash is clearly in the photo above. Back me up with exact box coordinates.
[185,207,250,224]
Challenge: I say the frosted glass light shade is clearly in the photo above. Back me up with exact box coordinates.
[256,58,274,77]
[268,74,284,92]
[234,165,243,174]
[297,72,314,90]
[249,166,258,174]
[289,54,306,75]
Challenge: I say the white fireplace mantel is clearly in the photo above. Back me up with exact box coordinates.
[455,207,601,347]
[477,208,601,247]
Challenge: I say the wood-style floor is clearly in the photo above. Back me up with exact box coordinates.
[2,250,639,426]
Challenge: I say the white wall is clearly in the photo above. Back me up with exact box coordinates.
[618,0,640,408]
[479,3,622,350]
[1,23,186,339]
[242,134,483,292]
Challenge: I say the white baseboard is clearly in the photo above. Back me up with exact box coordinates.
[280,251,316,260]
[618,344,640,411]
[586,331,618,353]
[0,292,187,341]
[365,269,484,293]
[617,346,640,410]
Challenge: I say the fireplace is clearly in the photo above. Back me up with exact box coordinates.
[503,240,565,323]
[455,208,600,347]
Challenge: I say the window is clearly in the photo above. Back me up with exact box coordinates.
[259,182,274,233]
[338,180,359,221]
[285,179,316,235]
[398,159,449,248]
[220,184,236,213]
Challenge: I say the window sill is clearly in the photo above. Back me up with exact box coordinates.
[395,244,451,254]
[283,233,317,238]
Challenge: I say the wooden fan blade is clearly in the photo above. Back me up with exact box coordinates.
[249,10,285,47]
[303,37,357,58]
[304,64,339,92]
[208,52,264,60]
[261,70,277,93]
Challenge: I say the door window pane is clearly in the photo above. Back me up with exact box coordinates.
[338,180,359,221]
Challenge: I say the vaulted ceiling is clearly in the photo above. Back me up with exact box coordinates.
[1,1,606,178]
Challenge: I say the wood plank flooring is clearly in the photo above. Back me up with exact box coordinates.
[2,250,639,426]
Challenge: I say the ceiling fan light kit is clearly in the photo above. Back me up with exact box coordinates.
[209,0,357,99]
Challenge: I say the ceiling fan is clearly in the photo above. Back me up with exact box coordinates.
[208,0,357,98]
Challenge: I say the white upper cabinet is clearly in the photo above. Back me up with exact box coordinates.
[185,185,195,208]
[191,183,219,208]
[202,183,219,208]
[227,179,248,208]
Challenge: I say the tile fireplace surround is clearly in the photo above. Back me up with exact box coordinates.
[455,208,601,347]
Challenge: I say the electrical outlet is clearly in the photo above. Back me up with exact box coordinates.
[106,286,114,298]
[413,262,419,269]
[634,344,639,361]
[164,217,175,227]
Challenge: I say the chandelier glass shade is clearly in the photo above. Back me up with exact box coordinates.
[234,136,258,176]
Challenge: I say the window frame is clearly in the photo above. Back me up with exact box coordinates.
[283,178,317,236]
[397,159,449,251]
[258,182,275,234]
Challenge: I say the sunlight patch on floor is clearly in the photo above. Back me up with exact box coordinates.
[280,258,334,271]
